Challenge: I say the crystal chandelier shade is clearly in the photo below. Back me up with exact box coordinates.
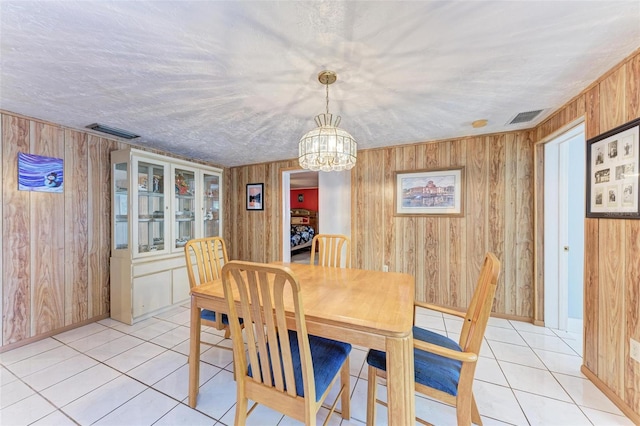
[298,71,357,172]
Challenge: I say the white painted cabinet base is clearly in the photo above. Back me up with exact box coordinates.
[110,254,190,325]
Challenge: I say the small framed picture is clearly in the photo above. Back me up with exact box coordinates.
[18,152,64,193]
[394,167,465,216]
[586,117,640,219]
[246,183,264,211]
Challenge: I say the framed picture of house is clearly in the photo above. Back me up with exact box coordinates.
[394,167,464,216]
[586,117,640,219]
[246,183,264,210]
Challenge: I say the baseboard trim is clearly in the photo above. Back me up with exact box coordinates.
[581,365,640,424]
[0,313,110,353]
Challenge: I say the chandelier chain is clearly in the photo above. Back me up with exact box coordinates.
[325,82,329,116]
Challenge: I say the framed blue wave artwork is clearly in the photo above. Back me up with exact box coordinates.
[18,152,64,193]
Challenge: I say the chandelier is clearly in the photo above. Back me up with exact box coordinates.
[299,70,357,172]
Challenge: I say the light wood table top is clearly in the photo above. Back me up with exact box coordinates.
[188,262,416,425]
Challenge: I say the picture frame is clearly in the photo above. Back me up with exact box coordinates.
[246,183,264,210]
[18,152,64,193]
[586,117,640,219]
[395,167,464,216]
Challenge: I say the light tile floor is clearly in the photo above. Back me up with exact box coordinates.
[0,305,634,426]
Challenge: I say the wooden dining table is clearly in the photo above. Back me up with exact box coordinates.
[188,262,416,425]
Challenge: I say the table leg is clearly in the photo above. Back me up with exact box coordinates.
[385,334,415,425]
[188,297,202,408]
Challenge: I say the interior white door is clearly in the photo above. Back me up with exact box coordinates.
[544,123,585,331]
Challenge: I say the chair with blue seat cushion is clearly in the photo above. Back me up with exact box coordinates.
[222,260,351,426]
[184,237,240,340]
[366,252,501,426]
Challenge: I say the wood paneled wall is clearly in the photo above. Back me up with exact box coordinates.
[0,111,225,351]
[226,132,535,319]
[534,49,640,420]
[1,113,122,348]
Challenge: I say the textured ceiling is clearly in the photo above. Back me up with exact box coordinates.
[1,1,639,168]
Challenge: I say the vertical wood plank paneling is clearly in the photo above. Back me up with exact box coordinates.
[422,143,441,303]
[489,134,506,313]
[449,139,466,308]
[585,86,601,140]
[533,142,545,323]
[627,54,640,121]
[466,137,488,303]
[30,122,65,335]
[223,166,232,249]
[625,221,640,413]
[600,67,626,132]
[370,149,385,271]
[265,163,276,262]
[399,146,417,280]
[99,138,117,315]
[515,131,534,318]
[351,152,364,268]
[383,148,396,273]
[597,219,625,394]
[64,129,89,324]
[583,218,599,372]
[87,135,101,318]
[2,115,31,344]
[507,134,522,317]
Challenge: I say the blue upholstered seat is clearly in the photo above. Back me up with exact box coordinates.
[201,309,228,324]
[249,330,352,402]
[366,326,463,396]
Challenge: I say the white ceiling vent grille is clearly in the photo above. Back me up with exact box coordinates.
[86,123,139,139]
[507,110,544,125]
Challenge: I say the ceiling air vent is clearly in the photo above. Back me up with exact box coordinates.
[86,123,139,139]
[507,110,544,125]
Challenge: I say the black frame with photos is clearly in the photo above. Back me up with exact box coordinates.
[586,117,640,219]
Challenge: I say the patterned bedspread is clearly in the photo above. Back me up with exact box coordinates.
[290,225,315,249]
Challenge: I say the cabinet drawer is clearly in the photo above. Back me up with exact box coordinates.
[133,271,172,318]
[133,256,186,277]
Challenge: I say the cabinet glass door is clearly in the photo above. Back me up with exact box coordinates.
[113,162,129,251]
[202,173,220,238]
[174,168,196,249]
[136,160,167,256]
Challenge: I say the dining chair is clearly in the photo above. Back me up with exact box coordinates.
[222,260,352,426]
[184,236,234,339]
[366,252,501,426]
[310,234,351,267]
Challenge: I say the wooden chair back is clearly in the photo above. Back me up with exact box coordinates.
[458,252,501,354]
[184,237,229,333]
[310,234,351,267]
[184,237,228,288]
[221,261,318,422]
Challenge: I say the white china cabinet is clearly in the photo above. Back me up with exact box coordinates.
[110,148,222,324]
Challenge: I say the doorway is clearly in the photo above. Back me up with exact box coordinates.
[543,123,585,332]
[281,169,351,262]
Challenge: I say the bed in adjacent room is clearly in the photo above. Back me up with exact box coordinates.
[290,209,317,253]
